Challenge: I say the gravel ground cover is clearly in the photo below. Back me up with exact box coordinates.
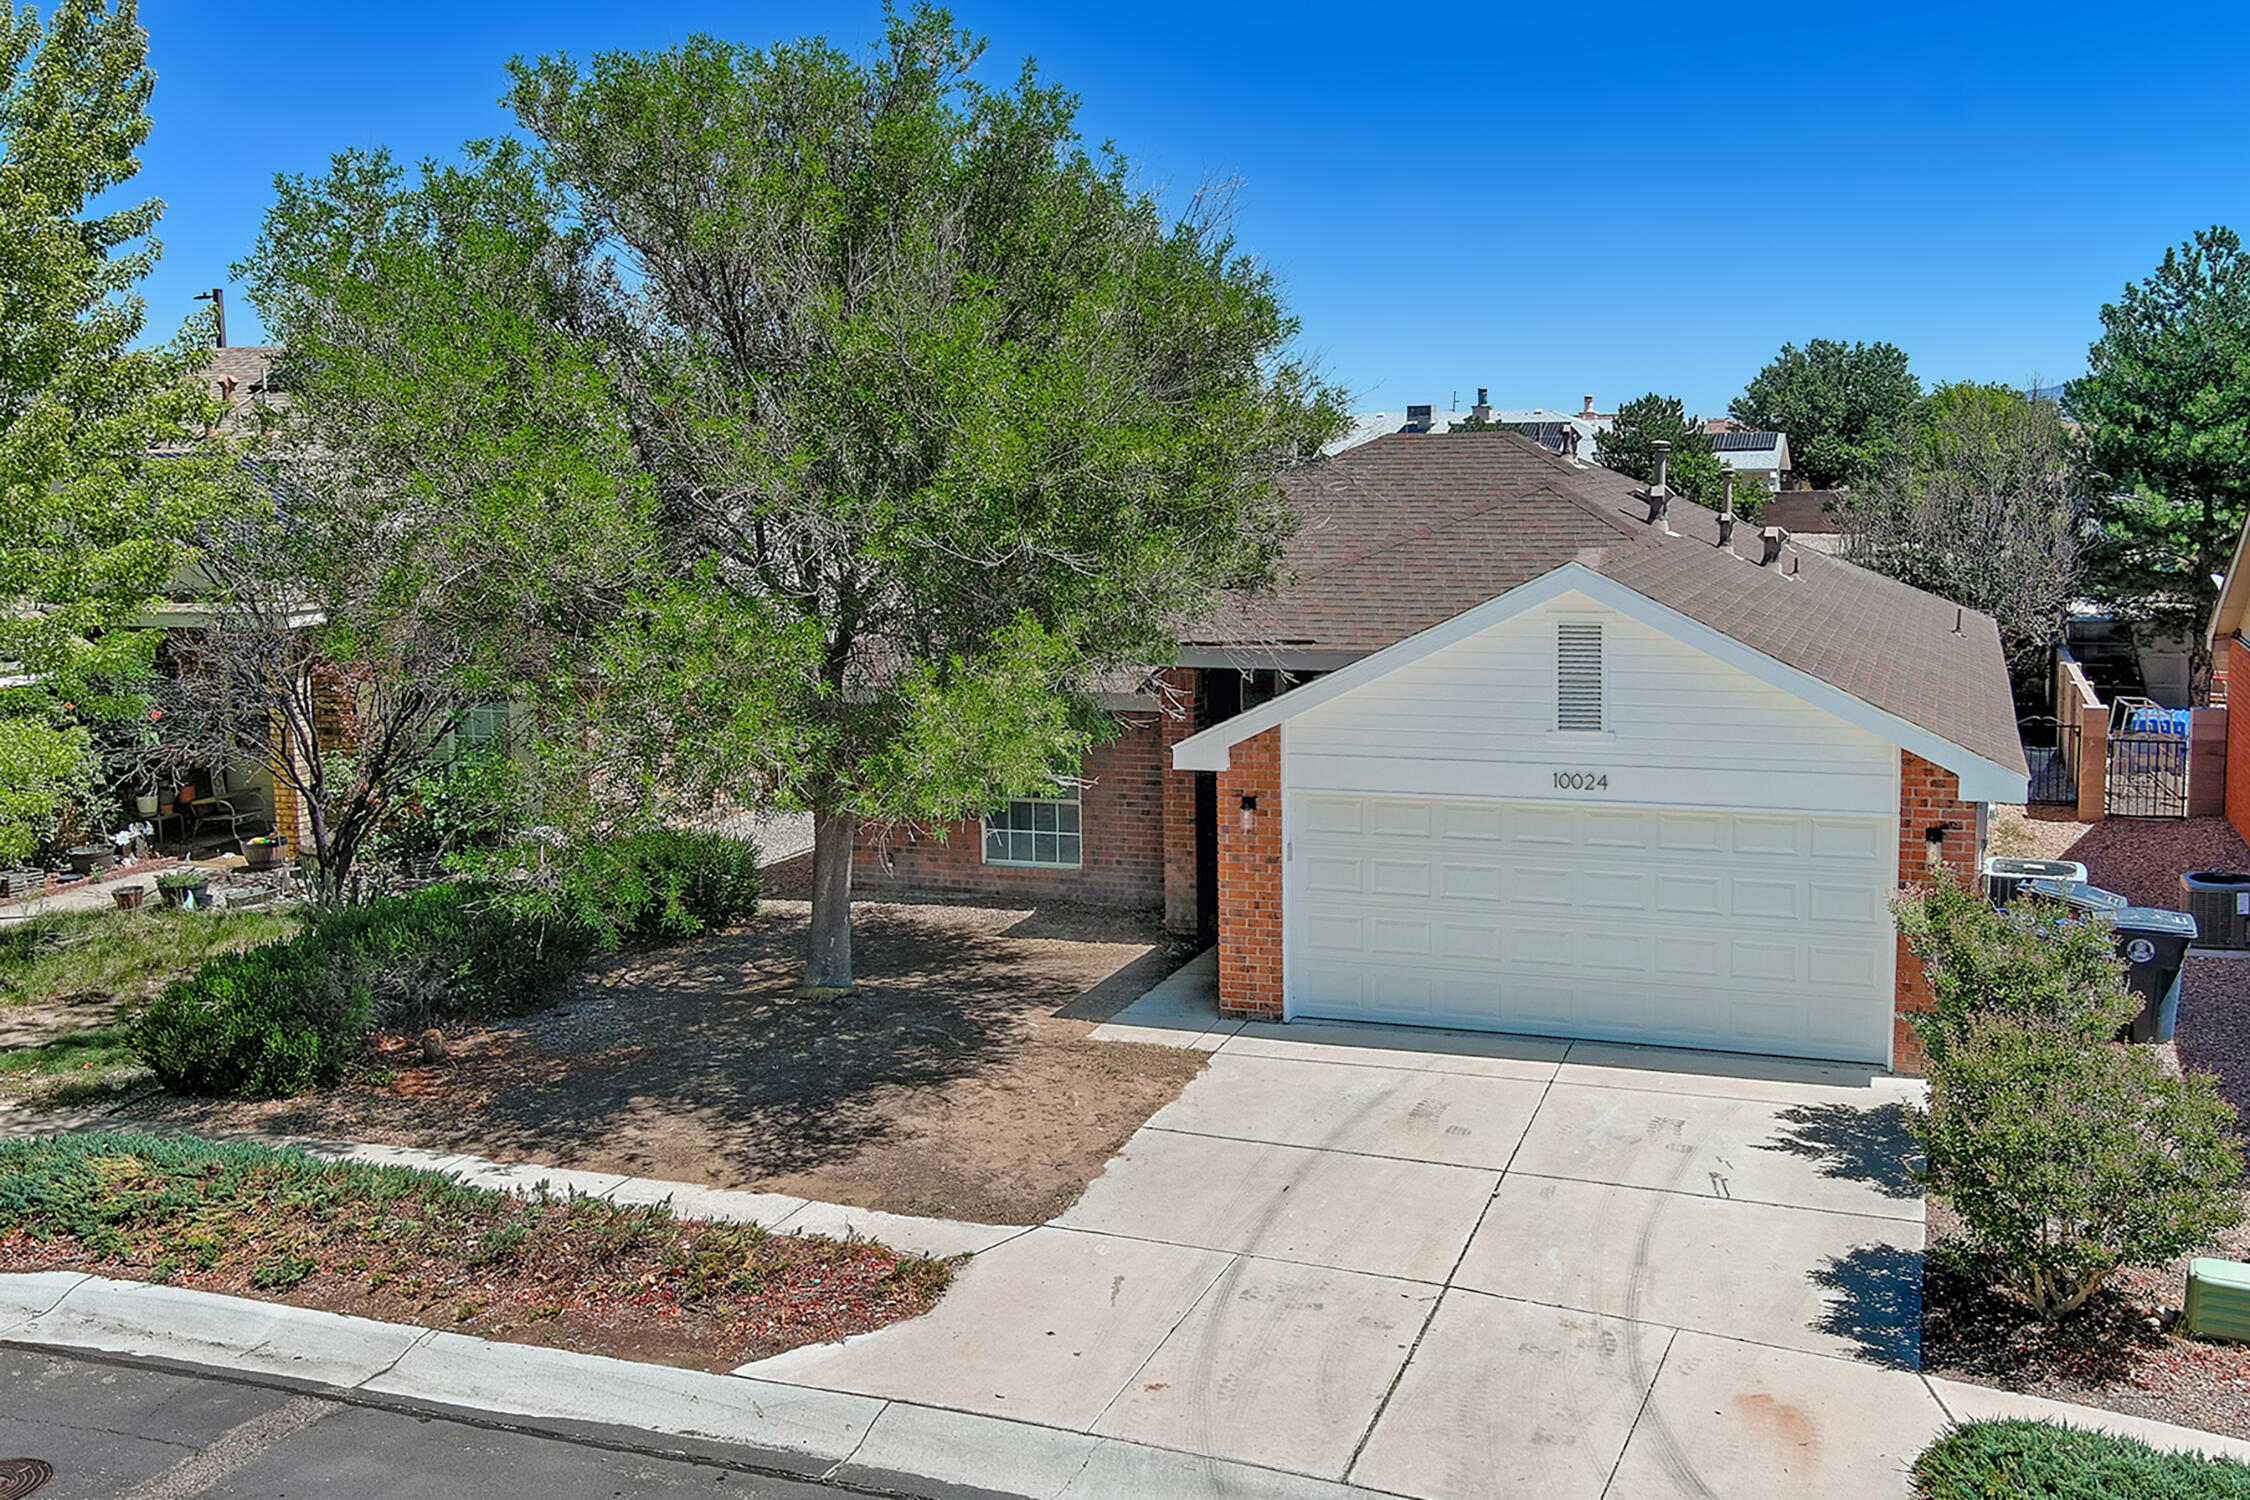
[0,1132,950,1372]
[1923,807,2250,1439]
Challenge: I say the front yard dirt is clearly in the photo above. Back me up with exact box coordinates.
[96,900,1207,1226]
[1921,807,2250,1439]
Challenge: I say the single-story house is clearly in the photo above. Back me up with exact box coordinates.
[845,430,2026,1074]
[1705,423,1792,491]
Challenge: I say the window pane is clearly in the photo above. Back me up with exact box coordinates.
[1056,803,1080,834]
[1035,832,1058,863]
[1056,833,1081,866]
[985,827,1008,862]
[1033,801,1057,833]
[1011,830,1033,862]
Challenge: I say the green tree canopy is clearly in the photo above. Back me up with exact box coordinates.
[2067,226,2250,699]
[1731,338,1920,489]
[1596,392,1733,511]
[1843,382,2081,683]
[0,0,222,860]
[242,7,1342,984]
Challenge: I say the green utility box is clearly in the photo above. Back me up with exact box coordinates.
[2184,1258,2250,1342]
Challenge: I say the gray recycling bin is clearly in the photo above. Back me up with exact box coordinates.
[2114,908,2199,1043]
[1986,856,2091,906]
[2019,877,2129,915]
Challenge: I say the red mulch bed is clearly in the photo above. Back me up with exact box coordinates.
[0,1187,950,1373]
[1919,808,2250,1437]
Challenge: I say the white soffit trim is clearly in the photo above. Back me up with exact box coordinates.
[1170,562,2030,802]
[2208,514,2250,652]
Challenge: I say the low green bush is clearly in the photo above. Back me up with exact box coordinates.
[1915,1419,2250,1498]
[129,832,759,1099]
[1897,871,2246,1320]
[132,882,595,1097]
[539,829,762,946]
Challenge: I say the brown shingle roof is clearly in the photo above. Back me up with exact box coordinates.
[1190,431,2026,777]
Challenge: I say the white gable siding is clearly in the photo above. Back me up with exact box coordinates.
[1283,591,1899,817]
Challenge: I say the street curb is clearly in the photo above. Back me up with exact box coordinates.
[0,1275,1393,1500]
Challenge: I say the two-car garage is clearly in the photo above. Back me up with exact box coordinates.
[1288,794,1897,1065]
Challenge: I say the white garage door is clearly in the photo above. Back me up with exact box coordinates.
[1290,795,1897,1065]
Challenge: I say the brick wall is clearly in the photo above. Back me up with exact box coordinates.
[1216,726,1284,1017]
[1157,668,1201,934]
[2231,637,2250,846]
[1893,749,1984,1075]
[825,717,1169,908]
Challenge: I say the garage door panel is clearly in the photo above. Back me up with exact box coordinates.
[1370,800,1432,838]
[1730,878,1799,921]
[1580,869,1649,910]
[1438,863,1503,901]
[1508,866,1573,906]
[1811,819,1883,861]
[1440,804,1505,841]
[1585,809,1654,848]
[1512,807,1575,845]
[1370,859,1432,897]
[1658,812,1726,852]
[1291,794,1893,1065]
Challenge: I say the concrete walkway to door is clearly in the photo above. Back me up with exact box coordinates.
[749,951,2006,1498]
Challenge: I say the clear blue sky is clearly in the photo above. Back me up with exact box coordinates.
[130,0,2250,416]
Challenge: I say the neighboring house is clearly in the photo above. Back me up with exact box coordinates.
[841,430,2026,1075]
[1704,421,1792,491]
[1332,392,1612,459]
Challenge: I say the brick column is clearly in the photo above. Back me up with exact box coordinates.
[1216,726,1283,1018]
[1893,750,1982,1074]
[1157,668,1201,935]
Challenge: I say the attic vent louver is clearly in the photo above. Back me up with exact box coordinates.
[1557,622,1603,732]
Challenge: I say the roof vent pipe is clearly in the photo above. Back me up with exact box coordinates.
[1717,470,1738,550]
[1643,440,1673,531]
[1581,394,1596,417]
[1472,387,1492,422]
[1759,526,1790,566]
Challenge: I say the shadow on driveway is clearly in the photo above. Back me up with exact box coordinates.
[1810,1242,1925,1369]
[1760,1101,1924,1202]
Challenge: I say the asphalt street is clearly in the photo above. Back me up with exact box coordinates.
[0,1347,1010,1500]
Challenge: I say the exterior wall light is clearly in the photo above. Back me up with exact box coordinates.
[1240,795,1258,832]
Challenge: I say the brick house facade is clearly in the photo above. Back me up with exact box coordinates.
[1891,750,1986,1074]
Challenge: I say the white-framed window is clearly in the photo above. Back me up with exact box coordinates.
[983,791,1082,868]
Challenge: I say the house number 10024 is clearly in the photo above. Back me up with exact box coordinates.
[1553,771,1609,791]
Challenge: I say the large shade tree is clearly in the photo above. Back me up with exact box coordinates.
[0,0,222,860]
[2067,226,2250,701]
[243,7,1341,985]
[1731,338,1921,490]
[1842,382,2081,685]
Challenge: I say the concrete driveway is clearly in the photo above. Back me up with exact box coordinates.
[750,952,1941,1499]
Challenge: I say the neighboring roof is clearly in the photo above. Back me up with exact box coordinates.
[1332,407,1611,457]
[1182,430,2028,790]
[200,346,286,435]
[1758,490,1850,535]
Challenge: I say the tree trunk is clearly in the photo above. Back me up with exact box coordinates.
[805,808,856,989]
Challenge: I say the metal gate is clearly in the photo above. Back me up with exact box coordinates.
[2106,698,2190,818]
[2018,716,2080,805]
